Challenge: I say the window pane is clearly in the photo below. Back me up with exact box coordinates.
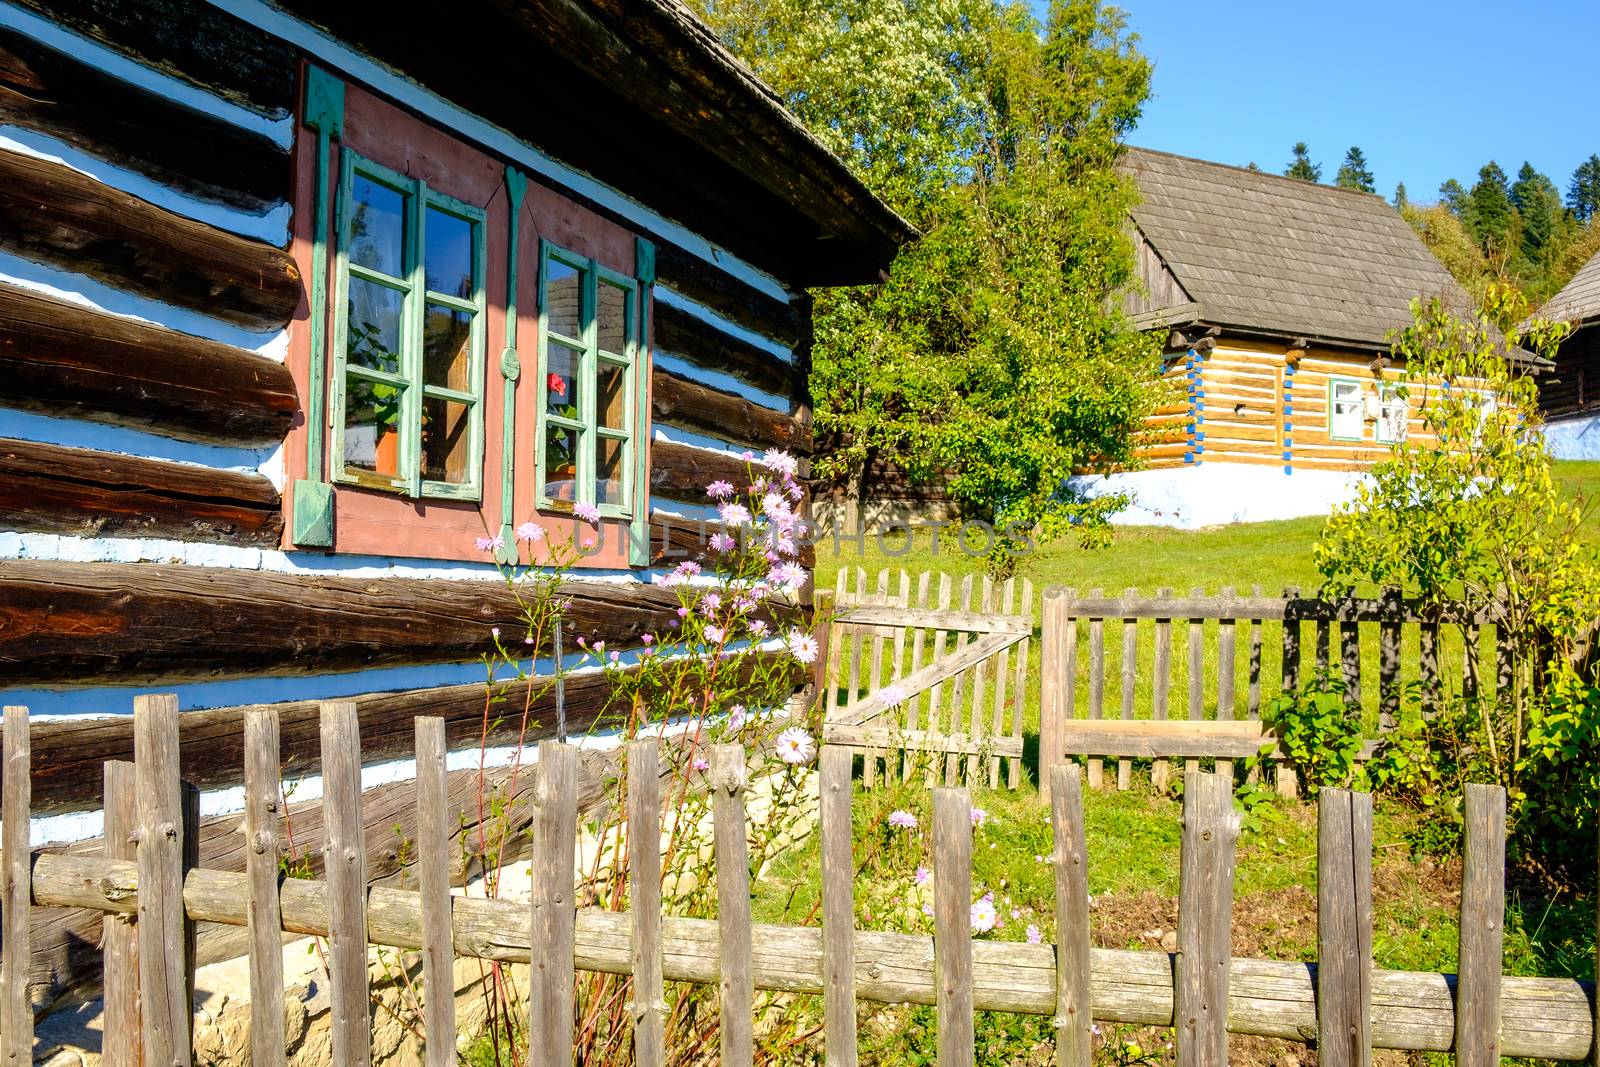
[343,373,404,478]
[545,258,583,339]
[421,396,472,485]
[546,344,580,418]
[544,424,579,502]
[597,281,628,355]
[597,359,628,430]
[347,278,403,375]
[425,208,474,299]
[596,435,626,508]
[424,303,473,390]
[349,175,406,278]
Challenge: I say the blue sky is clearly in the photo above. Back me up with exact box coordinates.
[1096,0,1593,201]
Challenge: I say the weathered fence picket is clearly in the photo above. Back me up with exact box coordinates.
[713,744,755,1066]
[627,738,667,1067]
[1087,587,1105,789]
[933,786,974,1067]
[2,706,32,1065]
[415,717,454,1067]
[1152,589,1174,792]
[1457,783,1507,1066]
[1119,588,1138,791]
[530,740,578,1064]
[321,700,371,1067]
[244,710,285,1067]
[1186,589,1204,778]
[1176,771,1239,1067]
[820,743,858,1067]
[1318,788,1373,1067]
[102,761,139,1067]
[1051,764,1091,1067]
[135,692,193,1067]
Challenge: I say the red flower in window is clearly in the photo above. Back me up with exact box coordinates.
[547,372,567,399]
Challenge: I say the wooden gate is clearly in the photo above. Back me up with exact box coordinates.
[819,568,1033,788]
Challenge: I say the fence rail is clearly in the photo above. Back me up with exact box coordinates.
[1,698,1595,1063]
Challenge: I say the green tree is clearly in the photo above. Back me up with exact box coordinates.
[1334,145,1375,192]
[1569,154,1600,223]
[1284,141,1320,182]
[1392,181,1407,209]
[1467,161,1517,258]
[1439,178,1468,217]
[1510,162,1562,262]
[1402,202,1489,302]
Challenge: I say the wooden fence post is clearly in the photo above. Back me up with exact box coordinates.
[813,589,834,715]
[1186,587,1205,778]
[1152,589,1173,793]
[134,692,191,1067]
[1040,589,1064,804]
[320,700,371,1067]
[1087,588,1105,790]
[1051,765,1091,1067]
[1317,788,1373,1067]
[1456,783,1506,1067]
[1119,588,1137,791]
[820,744,858,1067]
[102,760,139,1067]
[627,739,666,1067]
[530,740,578,1065]
[1216,586,1237,781]
[712,744,754,1067]
[1176,771,1239,1067]
[244,710,285,1067]
[2,706,32,1067]
[933,786,975,1067]
[415,717,454,1067]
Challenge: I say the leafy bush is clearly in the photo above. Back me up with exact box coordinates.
[1259,669,1366,793]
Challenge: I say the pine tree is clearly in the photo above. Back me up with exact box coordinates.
[1245,161,1260,172]
[1284,142,1321,183]
[1392,182,1407,210]
[1510,162,1562,261]
[1439,179,1468,217]
[1334,146,1375,192]
[1570,155,1600,223]
[1467,161,1515,254]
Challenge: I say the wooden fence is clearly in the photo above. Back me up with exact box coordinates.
[1040,586,1508,799]
[2,698,1595,1064]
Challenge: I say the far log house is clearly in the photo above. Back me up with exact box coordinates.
[1106,147,1531,527]
[0,0,910,1014]
[1537,248,1600,458]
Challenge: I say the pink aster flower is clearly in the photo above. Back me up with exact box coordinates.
[970,807,988,828]
[709,532,736,553]
[877,684,908,708]
[1026,924,1043,945]
[747,619,769,637]
[727,704,746,730]
[775,726,815,765]
[572,502,601,525]
[641,633,654,646]
[475,535,504,553]
[706,480,735,499]
[914,866,931,886]
[704,624,726,644]
[786,629,819,664]
[887,810,918,830]
[970,895,997,934]
[692,756,709,772]
[700,592,722,615]
[718,502,752,527]
[675,560,702,577]
[762,449,799,477]
[515,522,546,543]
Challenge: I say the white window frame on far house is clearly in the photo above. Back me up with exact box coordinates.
[1328,377,1364,442]
[1375,383,1408,443]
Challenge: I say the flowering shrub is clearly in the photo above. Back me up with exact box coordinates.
[414,448,831,1064]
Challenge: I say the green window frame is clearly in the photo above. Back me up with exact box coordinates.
[1328,377,1364,442]
[1375,383,1408,444]
[330,150,488,500]
[535,240,642,520]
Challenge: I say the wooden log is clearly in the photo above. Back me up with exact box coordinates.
[820,744,857,1067]
[647,510,814,569]
[712,744,754,1066]
[1176,772,1238,1067]
[415,718,453,1067]
[530,741,578,1064]
[654,301,800,399]
[1119,588,1137,791]
[822,725,1022,758]
[1317,789,1373,1067]
[0,560,687,684]
[1457,784,1506,1066]
[134,693,190,1066]
[321,702,372,1067]
[1051,765,1091,1067]
[0,437,283,547]
[627,739,666,1067]
[101,761,139,1067]
[28,852,1600,1060]
[0,25,288,213]
[0,281,297,446]
[933,787,975,1067]
[649,439,811,507]
[654,241,802,349]
[244,710,284,1067]
[1186,589,1205,778]
[9,0,298,115]
[1087,589,1105,790]
[0,147,299,332]
[652,367,808,453]
[1058,720,1276,760]
[1,705,31,1064]
[1153,589,1173,793]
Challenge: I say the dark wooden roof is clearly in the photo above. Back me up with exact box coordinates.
[1120,147,1473,350]
[1540,249,1600,328]
[274,0,915,288]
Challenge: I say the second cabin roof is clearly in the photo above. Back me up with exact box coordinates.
[1120,146,1475,351]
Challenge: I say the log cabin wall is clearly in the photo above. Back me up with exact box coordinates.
[1539,322,1600,422]
[0,0,907,1014]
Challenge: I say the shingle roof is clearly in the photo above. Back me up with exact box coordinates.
[1120,147,1472,348]
[1539,248,1600,326]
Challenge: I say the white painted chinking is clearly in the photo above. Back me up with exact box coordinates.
[1542,413,1600,460]
[1069,462,1370,529]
